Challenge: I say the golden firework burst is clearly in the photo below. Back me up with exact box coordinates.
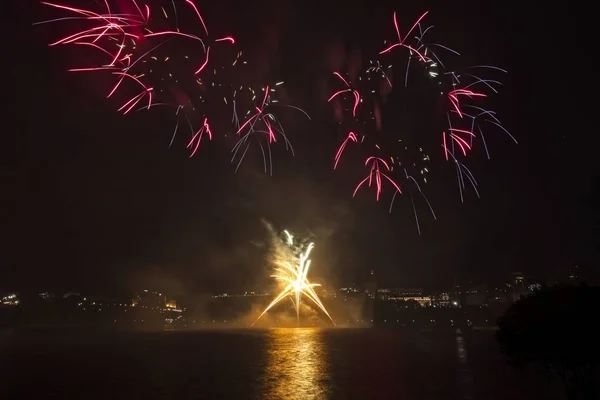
[252,231,335,326]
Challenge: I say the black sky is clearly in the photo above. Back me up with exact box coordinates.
[2,1,595,295]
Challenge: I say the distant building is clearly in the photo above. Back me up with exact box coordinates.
[165,300,177,309]
[388,296,432,307]
[528,283,542,292]
[39,292,54,300]
[339,287,361,294]
[1,293,19,307]
[381,288,422,297]
[436,292,451,307]
[568,265,579,281]
[212,292,269,298]
[377,288,430,306]
[339,287,361,301]
[395,288,423,297]
[365,270,377,299]
[510,272,528,302]
[452,278,462,295]
[512,272,526,287]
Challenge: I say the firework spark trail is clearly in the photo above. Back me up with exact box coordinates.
[186,117,212,157]
[39,1,308,172]
[41,4,513,189]
[353,157,402,201]
[328,72,361,117]
[379,11,429,61]
[327,10,515,230]
[334,132,358,170]
[230,84,308,175]
[252,230,335,326]
[390,170,437,235]
[39,0,208,116]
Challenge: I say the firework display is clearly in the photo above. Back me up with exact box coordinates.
[35,4,521,328]
[38,4,516,233]
[37,0,308,175]
[252,230,335,326]
[328,11,516,232]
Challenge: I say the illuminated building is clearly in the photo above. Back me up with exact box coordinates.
[510,273,528,302]
[377,288,423,300]
[365,270,377,299]
[1,293,19,307]
[392,288,422,297]
[338,287,361,302]
[212,292,270,298]
[387,295,432,307]
[568,265,579,280]
[528,283,542,292]
[165,300,177,309]
[452,278,462,295]
[436,292,451,307]
[512,272,525,286]
[376,288,431,306]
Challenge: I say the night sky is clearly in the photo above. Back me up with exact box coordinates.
[2,1,594,296]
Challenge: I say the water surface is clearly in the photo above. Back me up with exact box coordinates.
[0,328,562,399]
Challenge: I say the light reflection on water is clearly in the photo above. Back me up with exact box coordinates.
[261,328,329,399]
[2,329,563,399]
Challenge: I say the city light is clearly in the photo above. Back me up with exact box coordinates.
[1,294,19,306]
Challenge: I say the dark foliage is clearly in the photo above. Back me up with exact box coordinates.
[496,284,600,399]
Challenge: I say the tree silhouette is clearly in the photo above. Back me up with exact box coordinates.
[496,284,600,399]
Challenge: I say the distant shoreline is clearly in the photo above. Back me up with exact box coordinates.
[1,324,500,336]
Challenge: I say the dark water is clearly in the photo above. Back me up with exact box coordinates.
[0,328,563,399]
